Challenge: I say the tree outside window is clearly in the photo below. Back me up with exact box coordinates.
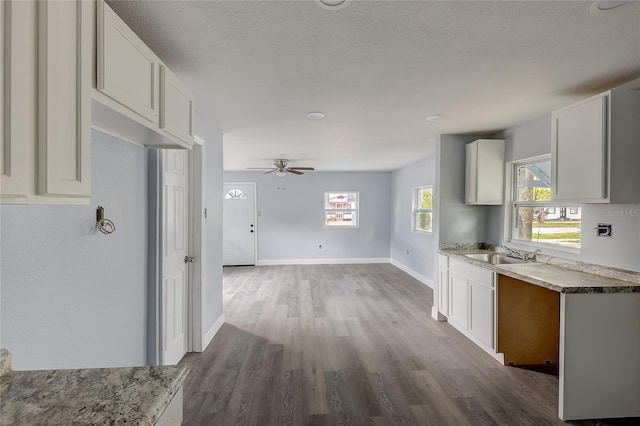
[513,159,581,249]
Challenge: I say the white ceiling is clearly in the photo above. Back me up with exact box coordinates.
[107,0,640,172]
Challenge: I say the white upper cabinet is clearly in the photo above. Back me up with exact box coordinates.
[94,0,194,149]
[1,0,91,204]
[97,0,159,124]
[551,84,640,203]
[465,139,505,205]
[38,0,91,198]
[160,65,194,145]
[1,1,30,201]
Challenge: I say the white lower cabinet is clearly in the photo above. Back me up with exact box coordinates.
[448,271,468,329]
[447,258,497,357]
[469,281,495,350]
[437,255,449,317]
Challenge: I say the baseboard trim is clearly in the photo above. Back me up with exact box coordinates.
[256,258,390,266]
[390,259,434,289]
[202,313,225,350]
[431,305,445,321]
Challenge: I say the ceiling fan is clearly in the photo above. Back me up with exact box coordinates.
[247,159,315,176]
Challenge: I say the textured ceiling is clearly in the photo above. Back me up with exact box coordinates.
[107,0,640,171]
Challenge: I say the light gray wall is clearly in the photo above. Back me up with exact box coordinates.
[494,114,640,271]
[390,154,436,282]
[197,117,224,333]
[0,131,148,370]
[223,171,392,261]
[435,134,501,246]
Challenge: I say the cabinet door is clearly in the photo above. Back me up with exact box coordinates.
[448,272,468,329]
[0,0,30,200]
[37,0,91,197]
[438,268,449,316]
[97,0,159,124]
[160,64,194,145]
[552,94,607,201]
[465,141,478,204]
[469,281,495,350]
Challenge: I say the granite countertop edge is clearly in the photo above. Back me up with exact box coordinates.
[439,249,640,294]
[0,363,189,425]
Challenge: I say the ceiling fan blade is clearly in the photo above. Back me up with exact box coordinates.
[288,167,315,171]
[264,169,276,174]
[287,169,304,175]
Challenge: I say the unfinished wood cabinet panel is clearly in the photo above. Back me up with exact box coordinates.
[37,0,91,197]
[497,274,560,366]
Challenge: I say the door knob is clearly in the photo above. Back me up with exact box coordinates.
[184,256,195,263]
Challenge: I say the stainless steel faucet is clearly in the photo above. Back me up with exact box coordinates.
[500,244,529,261]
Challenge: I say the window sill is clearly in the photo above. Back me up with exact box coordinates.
[509,238,581,255]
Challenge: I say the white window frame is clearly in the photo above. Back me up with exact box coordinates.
[412,186,433,234]
[324,191,359,228]
[504,154,581,254]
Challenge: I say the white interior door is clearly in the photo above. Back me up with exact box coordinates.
[162,149,189,365]
[223,182,256,265]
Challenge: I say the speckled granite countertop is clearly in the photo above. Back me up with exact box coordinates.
[0,352,188,426]
[440,248,640,294]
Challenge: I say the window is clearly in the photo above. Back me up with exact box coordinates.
[413,186,433,233]
[324,192,358,227]
[224,189,247,200]
[510,157,581,249]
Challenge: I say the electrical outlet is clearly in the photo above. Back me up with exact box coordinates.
[319,244,322,249]
[406,249,410,255]
[595,223,612,237]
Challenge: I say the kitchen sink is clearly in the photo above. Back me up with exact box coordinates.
[464,253,530,265]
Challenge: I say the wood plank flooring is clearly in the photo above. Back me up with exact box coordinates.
[180,264,638,426]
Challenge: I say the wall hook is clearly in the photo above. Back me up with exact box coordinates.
[96,206,116,235]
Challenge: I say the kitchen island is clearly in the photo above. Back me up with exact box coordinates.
[0,349,187,425]
[439,247,640,421]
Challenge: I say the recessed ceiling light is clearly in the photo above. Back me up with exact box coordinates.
[426,114,445,122]
[306,111,325,119]
[590,1,630,13]
[315,0,351,11]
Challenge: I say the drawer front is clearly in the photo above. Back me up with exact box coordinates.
[449,258,494,287]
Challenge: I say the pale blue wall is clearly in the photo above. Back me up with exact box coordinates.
[200,123,224,331]
[435,134,500,246]
[494,114,640,271]
[223,171,392,261]
[389,155,436,283]
[0,131,148,370]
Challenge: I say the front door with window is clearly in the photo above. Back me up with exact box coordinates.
[223,183,256,265]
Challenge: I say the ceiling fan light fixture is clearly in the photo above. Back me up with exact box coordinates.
[306,111,325,119]
[426,114,445,122]
[590,1,629,13]
[315,0,351,11]
[275,171,287,177]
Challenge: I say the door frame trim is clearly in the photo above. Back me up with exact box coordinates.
[149,142,206,365]
[189,135,205,352]
[223,181,257,266]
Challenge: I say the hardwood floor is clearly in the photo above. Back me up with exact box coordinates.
[180,264,637,426]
